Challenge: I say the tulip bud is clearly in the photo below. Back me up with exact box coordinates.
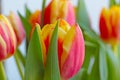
[44,0,76,26]
[0,15,16,61]
[41,19,84,79]
[29,10,41,37]
[99,6,120,45]
[29,10,41,27]
[7,12,25,45]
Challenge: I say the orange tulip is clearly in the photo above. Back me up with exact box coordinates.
[39,19,84,79]
[99,6,120,45]
[7,12,25,45]
[0,15,16,61]
[29,10,41,27]
[29,10,41,37]
[44,0,76,26]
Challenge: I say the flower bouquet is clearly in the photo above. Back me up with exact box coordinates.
[0,0,120,80]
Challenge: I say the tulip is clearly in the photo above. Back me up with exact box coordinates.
[40,19,84,79]
[29,10,41,27]
[99,6,120,45]
[7,12,25,45]
[44,0,76,26]
[0,15,16,61]
[29,10,41,37]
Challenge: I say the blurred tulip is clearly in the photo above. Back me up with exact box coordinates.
[99,6,120,45]
[7,12,25,45]
[29,10,41,37]
[0,15,16,61]
[40,19,84,79]
[29,10,41,27]
[44,0,76,26]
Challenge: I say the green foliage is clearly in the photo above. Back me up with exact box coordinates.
[25,25,44,80]
[25,5,32,20]
[18,12,32,42]
[109,0,116,7]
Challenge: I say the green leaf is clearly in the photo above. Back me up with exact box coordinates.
[25,5,32,19]
[109,0,116,8]
[18,12,32,41]
[76,0,91,29]
[106,46,120,80]
[43,22,60,80]
[25,25,44,80]
[0,62,6,80]
[99,45,108,80]
[14,50,24,80]
[87,47,100,80]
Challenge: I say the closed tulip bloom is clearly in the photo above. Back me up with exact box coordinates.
[29,10,41,27]
[40,19,84,79]
[0,15,16,61]
[29,10,41,37]
[44,0,76,26]
[99,6,120,45]
[7,12,25,45]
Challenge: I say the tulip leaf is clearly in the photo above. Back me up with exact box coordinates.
[0,62,6,80]
[18,12,32,41]
[76,0,91,29]
[43,22,60,80]
[25,5,32,19]
[25,25,44,80]
[106,47,120,80]
[99,45,108,80]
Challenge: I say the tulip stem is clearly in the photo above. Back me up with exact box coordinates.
[17,49,25,67]
[14,51,24,80]
[0,62,6,80]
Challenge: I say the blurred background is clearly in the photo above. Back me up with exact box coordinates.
[0,0,109,80]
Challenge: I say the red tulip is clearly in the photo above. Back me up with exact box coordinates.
[39,19,84,79]
[7,12,25,45]
[44,0,76,26]
[0,15,16,61]
[99,6,120,45]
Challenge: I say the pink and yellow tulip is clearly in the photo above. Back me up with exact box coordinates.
[0,15,16,61]
[44,0,76,26]
[39,19,84,79]
[99,6,120,45]
[7,12,25,45]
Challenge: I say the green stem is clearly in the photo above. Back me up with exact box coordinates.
[14,52,24,80]
[0,62,6,80]
[17,49,25,67]
[41,0,46,27]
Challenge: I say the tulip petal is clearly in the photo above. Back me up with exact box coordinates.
[7,12,25,45]
[61,24,84,79]
[0,15,16,52]
[0,21,14,56]
[29,10,41,27]
[0,35,7,61]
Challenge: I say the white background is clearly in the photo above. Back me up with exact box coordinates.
[2,0,109,80]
